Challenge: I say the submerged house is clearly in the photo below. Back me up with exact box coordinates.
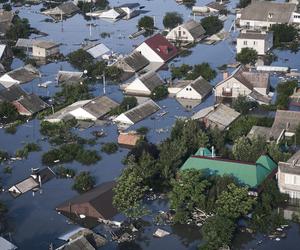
[237,30,273,55]
[0,10,14,36]
[83,42,111,61]
[32,40,60,58]
[42,2,80,20]
[166,20,206,43]
[214,66,271,104]
[278,150,300,199]
[45,96,119,123]
[124,71,164,96]
[0,64,40,88]
[237,2,300,29]
[56,181,118,220]
[192,103,240,131]
[118,3,140,19]
[56,70,84,85]
[114,99,160,126]
[180,148,278,189]
[118,132,142,148]
[0,236,17,250]
[175,76,212,100]
[135,34,178,63]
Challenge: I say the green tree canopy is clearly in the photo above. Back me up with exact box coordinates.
[0,101,19,123]
[271,24,298,47]
[232,95,257,115]
[275,80,298,110]
[201,16,223,36]
[138,16,154,31]
[72,171,95,193]
[236,48,258,65]
[151,85,168,100]
[163,12,183,29]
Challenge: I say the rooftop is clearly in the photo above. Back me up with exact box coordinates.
[84,43,110,59]
[240,2,297,23]
[238,30,271,40]
[123,51,149,71]
[139,71,164,91]
[279,150,300,175]
[57,71,84,85]
[189,76,212,97]
[0,84,27,102]
[16,93,49,114]
[33,40,59,49]
[143,34,178,62]
[181,20,206,39]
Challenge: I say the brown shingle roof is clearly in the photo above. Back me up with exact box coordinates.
[139,71,164,91]
[190,76,212,97]
[16,93,48,114]
[181,20,206,39]
[83,96,119,119]
[118,132,141,147]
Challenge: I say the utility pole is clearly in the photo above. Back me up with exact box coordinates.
[61,10,63,32]
[103,72,106,95]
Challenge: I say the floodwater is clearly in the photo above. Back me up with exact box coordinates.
[0,0,300,249]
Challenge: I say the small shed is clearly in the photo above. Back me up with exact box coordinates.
[56,181,118,220]
[118,132,142,147]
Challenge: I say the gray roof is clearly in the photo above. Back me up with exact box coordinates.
[192,104,240,129]
[139,71,164,91]
[240,2,296,23]
[82,96,119,119]
[206,2,225,11]
[123,51,149,72]
[0,10,14,34]
[238,30,271,40]
[0,84,27,102]
[6,65,40,84]
[279,150,300,175]
[181,20,206,39]
[190,76,212,97]
[0,236,17,250]
[16,93,48,114]
[269,110,300,140]
[33,40,58,49]
[56,236,95,250]
[247,125,271,139]
[58,2,80,15]
[57,71,83,85]
[123,99,160,124]
[15,38,35,48]
[249,90,271,104]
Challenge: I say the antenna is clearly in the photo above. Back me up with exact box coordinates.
[61,10,64,32]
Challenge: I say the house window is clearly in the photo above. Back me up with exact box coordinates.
[243,41,247,45]
[285,173,300,185]
[183,31,186,35]
[253,41,256,45]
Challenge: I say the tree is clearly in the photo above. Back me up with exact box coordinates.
[275,80,298,110]
[72,171,95,193]
[151,85,168,100]
[138,16,154,31]
[0,101,19,123]
[110,96,137,115]
[68,49,94,71]
[6,17,31,40]
[169,170,211,223]
[201,16,223,36]
[232,136,267,162]
[216,183,256,220]
[3,3,11,11]
[163,12,183,29]
[271,24,298,47]
[232,95,257,115]
[236,48,258,65]
[200,215,236,250]
[237,0,251,8]
[171,64,192,79]
[113,161,149,219]
[267,142,291,163]
[185,63,217,81]
[101,142,118,154]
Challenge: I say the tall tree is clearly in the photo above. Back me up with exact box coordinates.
[236,48,258,65]
[163,12,183,29]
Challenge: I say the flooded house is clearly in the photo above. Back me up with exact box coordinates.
[205,2,226,13]
[32,40,60,58]
[45,96,118,122]
[114,51,149,81]
[278,150,300,199]
[0,10,14,36]
[114,99,161,126]
[0,84,48,116]
[236,30,273,55]
[180,147,278,189]
[56,181,118,220]
[56,70,84,85]
[98,8,126,21]
[135,34,178,66]
[290,87,300,106]
[8,168,56,198]
[192,103,240,131]
[118,132,142,148]
[166,20,206,43]
[117,3,140,19]
[124,71,164,96]
[83,42,111,61]
[56,235,95,250]
[214,66,271,104]
[175,75,212,101]
[0,64,40,88]
[42,2,80,20]
[237,2,300,29]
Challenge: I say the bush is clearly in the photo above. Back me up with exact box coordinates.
[15,143,41,159]
[68,49,93,71]
[275,80,298,110]
[76,150,101,165]
[151,85,168,100]
[0,151,9,163]
[136,126,149,135]
[0,101,19,123]
[55,166,76,178]
[232,95,257,114]
[163,12,183,29]
[6,17,30,40]
[201,16,223,36]
[72,171,95,193]
[102,142,118,154]
[271,24,298,48]
[110,96,137,115]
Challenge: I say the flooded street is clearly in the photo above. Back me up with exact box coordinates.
[1,0,300,249]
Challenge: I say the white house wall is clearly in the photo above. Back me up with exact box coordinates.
[114,113,134,125]
[125,78,151,95]
[215,77,252,98]
[166,26,195,42]
[69,107,97,120]
[135,43,164,63]
[176,85,202,100]
[236,38,266,55]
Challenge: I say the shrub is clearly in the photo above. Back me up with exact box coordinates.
[163,12,183,29]
[72,171,95,193]
[201,16,223,36]
[151,85,168,100]
[102,142,118,154]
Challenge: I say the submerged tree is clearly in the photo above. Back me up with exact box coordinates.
[163,12,183,29]
[72,171,95,193]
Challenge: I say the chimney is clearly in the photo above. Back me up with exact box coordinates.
[223,71,229,80]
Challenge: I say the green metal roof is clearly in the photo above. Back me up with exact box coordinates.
[195,147,212,157]
[180,150,277,188]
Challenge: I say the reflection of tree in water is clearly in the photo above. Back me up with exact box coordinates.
[171,224,202,247]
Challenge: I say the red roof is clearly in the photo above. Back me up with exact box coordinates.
[144,34,178,62]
